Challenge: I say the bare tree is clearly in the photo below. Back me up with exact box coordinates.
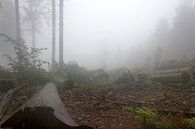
[0,0,17,66]
[59,0,64,64]
[51,0,56,70]
[153,47,163,70]
[23,0,49,48]
[0,0,16,38]
[15,0,21,41]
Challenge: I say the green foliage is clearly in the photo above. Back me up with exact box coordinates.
[8,42,49,85]
[0,67,14,79]
[134,107,157,124]
[115,73,129,84]
[189,79,195,87]
[123,106,158,126]
[53,61,110,87]
[183,118,195,129]
[122,106,134,112]
[53,61,89,85]
[158,122,176,129]
[90,69,109,82]
[181,71,192,84]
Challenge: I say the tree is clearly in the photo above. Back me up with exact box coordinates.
[149,1,195,60]
[51,0,56,71]
[0,0,16,38]
[171,0,195,55]
[151,19,170,47]
[153,47,163,70]
[8,40,48,84]
[15,0,21,41]
[59,0,64,64]
[0,1,2,9]
[0,0,17,67]
[23,0,49,48]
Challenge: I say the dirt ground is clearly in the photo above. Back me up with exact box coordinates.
[59,87,142,129]
[59,83,195,129]
[1,82,195,129]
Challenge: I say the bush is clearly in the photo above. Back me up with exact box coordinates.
[115,73,129,84]
[189,79,195,87]
[123,106,158,128]
[181,71,192,84]
[183,118,195,129]
[8,42,49,86]
[53,61,90,86]
[0,67,14,79]
[134,107,157,124]
[158,122,176,129]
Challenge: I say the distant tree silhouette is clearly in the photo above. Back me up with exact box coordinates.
[171,0,195,55]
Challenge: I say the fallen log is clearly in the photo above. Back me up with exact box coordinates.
[0,83,93,129]
[149,67,192,84]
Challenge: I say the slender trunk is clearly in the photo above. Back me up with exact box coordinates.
[51,0,56,70]
[31,5,36,48]
[59,0,64,64]
[32,29,35,48]
[15,0,21,41]
[32,19,36,48]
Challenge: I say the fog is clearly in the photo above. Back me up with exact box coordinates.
[59,0,178,69]
[1,0,195,70]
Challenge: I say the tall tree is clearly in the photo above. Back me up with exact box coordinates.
[153,47,163,70]
[0,0,16,67]
[59,0,64,64]
[0,1,2,9]
[171,0,195,55]
[51,0,56,70]
[15,0,21,41]
[0,0,16,38]
[23,0,48,48]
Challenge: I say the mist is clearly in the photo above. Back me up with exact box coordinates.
[29,0,179,70]
[1,0,195,70]
[2,1,195,128]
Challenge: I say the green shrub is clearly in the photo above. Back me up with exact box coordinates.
[7,42,49,86]
[134,107,157,124]
[122,106,135,112]
[158,122,176,129]
[183,118,195,129]
[189,79,195,87]
[181,71,192,84]
[0,67,14,79]
[123,106,158,126]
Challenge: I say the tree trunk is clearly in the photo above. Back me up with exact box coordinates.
[51,0,56,70]
[31,5,36,48]
[15,0,21,41]
[59,0,64,64]
[32,24,36,48]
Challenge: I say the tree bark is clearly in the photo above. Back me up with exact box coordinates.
[15,0,21,41]
[51,0,56,70]
[59,0,64,64]
[32,21,36,48]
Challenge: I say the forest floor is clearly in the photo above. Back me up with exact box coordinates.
[59,82,195,129]
[1,82,195,129]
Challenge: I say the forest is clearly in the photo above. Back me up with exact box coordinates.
[0,0,195,129]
